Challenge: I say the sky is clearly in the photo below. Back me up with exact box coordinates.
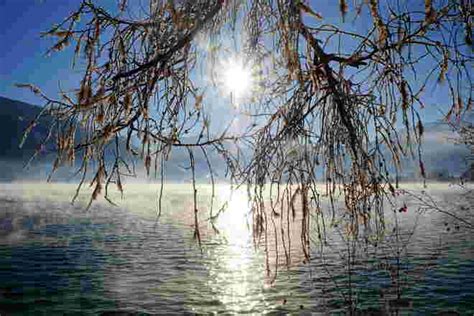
[0,0,461,124]
[0,0,83,104]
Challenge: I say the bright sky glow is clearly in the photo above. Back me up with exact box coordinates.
[0,1,452,123]
[221,58,254,100]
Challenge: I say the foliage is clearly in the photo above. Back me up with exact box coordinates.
[18,0,473,261]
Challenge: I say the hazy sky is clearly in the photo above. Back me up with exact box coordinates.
[0,0,458,123]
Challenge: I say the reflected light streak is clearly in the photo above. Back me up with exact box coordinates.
[205,187,267,313]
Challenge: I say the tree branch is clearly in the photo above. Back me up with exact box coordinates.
[113,2,222,81]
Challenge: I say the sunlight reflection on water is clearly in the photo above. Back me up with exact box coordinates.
[216,187,252,246]
[0,183,473,314]
[205,187,268,313]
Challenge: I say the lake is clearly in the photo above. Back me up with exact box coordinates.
[0,182,473,314]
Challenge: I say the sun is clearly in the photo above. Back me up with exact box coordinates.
[221,58,253,100]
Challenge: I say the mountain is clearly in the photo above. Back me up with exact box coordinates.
[1,96,472,182]
[0,96,53,159]
[0,96,226,182]
[388,113,473,180]
[0,96,57,181]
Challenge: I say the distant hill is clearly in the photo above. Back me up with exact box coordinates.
[0,96,58,180]
[0,96,53,159]
[0,96,227,182]
[1,96,472,182]
[386,112,473,180]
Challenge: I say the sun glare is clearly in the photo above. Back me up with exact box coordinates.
[221,58,253,100]
[217,187,251,246]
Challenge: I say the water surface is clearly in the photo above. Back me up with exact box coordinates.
[0,183,473,314]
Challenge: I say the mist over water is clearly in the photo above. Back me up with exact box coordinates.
[0,182,473,314]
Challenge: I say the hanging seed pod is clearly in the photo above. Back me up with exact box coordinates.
[103,125,114,141]
[57,135,64,150]
[145,155,151,175]
[194,94,203,110]
[116,176,123,194]
[141,105,149,120]
[400,80,409,110]
[92,181,102,200]
[96,108,105,124]
[67,146,75,165]
[77,83,91,107]
[456,96,464,117]
[416,119,424,137]
[124,93,132,114]
[94,84,106,102]
[369,0,388,46]
[438,50,449,83]
[118,38,126,64]
[424,0,436,24]
[94,18,100,41]
[339,0,348,20]
[465,23,473,47]
[396,26,406,52]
